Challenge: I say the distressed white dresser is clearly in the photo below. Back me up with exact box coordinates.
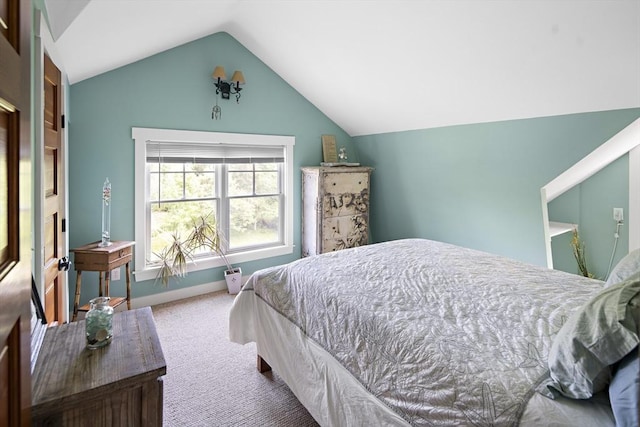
[301,166,373,256]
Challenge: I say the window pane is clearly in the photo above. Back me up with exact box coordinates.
[150,200,218,262]
[150,171,185,201]
[185,171,216,199]
[185,163,215,172]
[255,171,278,194]
[255,163,278,171]
[228,163,252,172]
[229,196,280,249]
[160,163,183,172]
[228,170,253,196]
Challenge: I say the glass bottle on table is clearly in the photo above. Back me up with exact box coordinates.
[85,297,114,349]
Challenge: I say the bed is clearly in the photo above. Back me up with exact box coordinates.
[229,238,640,426]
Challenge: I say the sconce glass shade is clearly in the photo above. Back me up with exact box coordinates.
[212,66,226,80]
[231,70,245,85]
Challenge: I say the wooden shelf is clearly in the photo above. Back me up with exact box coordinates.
[549,221,577,237]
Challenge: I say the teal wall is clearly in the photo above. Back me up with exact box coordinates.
[354,109,640,267]
[68,28,639,307]
[68,32,354,305]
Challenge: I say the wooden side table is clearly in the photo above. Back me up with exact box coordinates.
[31,307,166,426]
[71,240,135,321]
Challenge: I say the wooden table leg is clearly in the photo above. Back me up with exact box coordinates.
[72,271,83,322]
[105,270,110,297]
[257,355,272,373]
[98,272,104,297]
[125,262,132,310]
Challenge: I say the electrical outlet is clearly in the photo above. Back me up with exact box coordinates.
[111,267,121,281]
[613,208,624,222]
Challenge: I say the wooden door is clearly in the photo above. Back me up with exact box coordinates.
[43,54,65,324]
[0,0,33,425]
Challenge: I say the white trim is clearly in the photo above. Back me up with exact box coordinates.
[630,145,640,251]
[70,276,236,319]
[132,127,295,281]
[133,244,293,282]
[540,188,553,268]
[541,118,640,268]
[132,127,292,147]
[543,119,640,203]
[129,277,232,309]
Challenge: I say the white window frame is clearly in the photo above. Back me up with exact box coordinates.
[132,127,295,282]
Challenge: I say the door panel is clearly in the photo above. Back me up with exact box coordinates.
[0,344,9,425]
[0,111,8,263]
[0,0,32,425]
[43,53,65,324]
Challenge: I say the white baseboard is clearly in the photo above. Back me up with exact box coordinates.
[131,277,235,309]
[69,276,243,320]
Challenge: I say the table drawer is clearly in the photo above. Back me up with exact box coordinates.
[73,242,134,271]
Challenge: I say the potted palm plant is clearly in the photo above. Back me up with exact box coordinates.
[155,212,242,294]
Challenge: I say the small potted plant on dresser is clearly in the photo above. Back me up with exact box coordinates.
[155,213,242,294]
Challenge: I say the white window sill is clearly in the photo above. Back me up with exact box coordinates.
[133,244,293,283]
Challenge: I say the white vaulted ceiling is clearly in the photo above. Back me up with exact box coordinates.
[44,0,640,136]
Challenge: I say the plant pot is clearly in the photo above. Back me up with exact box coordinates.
[224,267,243,295]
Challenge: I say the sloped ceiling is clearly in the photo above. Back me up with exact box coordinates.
[44,0,639,136]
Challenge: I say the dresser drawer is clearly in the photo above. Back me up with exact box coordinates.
[321,172,369,218]
[322,171,369,194]
[321,214,369,252]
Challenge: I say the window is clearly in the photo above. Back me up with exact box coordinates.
[133,128,294,282]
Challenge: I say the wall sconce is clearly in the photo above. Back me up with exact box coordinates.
[212,66,245,120]
[212,66,245,103]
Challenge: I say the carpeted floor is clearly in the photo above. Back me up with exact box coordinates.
[152,291,320,427]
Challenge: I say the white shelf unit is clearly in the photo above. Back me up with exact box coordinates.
[548,221,577,238]
[541,118,640,268]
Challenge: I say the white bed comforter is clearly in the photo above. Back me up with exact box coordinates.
[230,239,606,426]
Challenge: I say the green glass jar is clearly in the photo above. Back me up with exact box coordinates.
[85,297,114,349]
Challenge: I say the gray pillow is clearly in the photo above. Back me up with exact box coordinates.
[606,248,640,286]
[609,347,640,426]
[537,277,640,400]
